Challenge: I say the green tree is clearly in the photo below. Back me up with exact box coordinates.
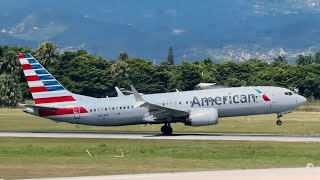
[274,55,288,64]
[157,61,176,91]
[314,52,320,64]
[51,50,114,97]
[197,58,218,83]
[0,50,21,75]
[117,52,129,61]
[111,60,129,87]
[297,72,320,98]
[296,54,306,65]
[34,42,59,68]
[0,74,22,107]
[296,54,313,65]
[174,61,202,91]
[167,46,174,65]
[225,77,245,87]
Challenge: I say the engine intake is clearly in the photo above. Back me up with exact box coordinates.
[185,108,218,126]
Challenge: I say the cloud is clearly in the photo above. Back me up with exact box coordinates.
[172,28,186,35]
[252,0,320,16]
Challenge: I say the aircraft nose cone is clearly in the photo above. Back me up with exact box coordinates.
[297,95,307,106]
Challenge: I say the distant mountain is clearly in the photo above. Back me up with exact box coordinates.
[1,0,320,63]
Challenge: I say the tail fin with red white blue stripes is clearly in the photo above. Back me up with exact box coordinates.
[18,53,76,106]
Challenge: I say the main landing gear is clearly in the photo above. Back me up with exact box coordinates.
[161,123,173,135]
[276,113,282,126]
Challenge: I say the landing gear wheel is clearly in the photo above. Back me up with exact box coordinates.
[276,120,282,126]
[161,124,173,135]
[161,125,166,134]
[276,113,283,126]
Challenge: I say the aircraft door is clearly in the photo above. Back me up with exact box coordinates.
[73,107,80,119]
[271,93,277,103]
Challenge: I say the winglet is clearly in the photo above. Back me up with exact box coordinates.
[130,85,146,107]
[115,87,124,96]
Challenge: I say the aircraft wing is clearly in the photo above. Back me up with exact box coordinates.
[130,85,189,122]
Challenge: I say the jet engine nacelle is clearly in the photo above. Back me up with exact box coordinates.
[185,108,219,126]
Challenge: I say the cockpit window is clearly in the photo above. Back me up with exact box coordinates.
[284,92,293,96]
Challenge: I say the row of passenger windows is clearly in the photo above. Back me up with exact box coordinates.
[89,101,193,113]
[90,106,134,112]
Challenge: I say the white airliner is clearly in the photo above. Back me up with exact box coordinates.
[19,53,307,135]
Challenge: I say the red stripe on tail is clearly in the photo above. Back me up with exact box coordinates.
[34,96,76,104]
[26,75,40,81]
[18,54,25,59]
[30,86,47,93]
[22,64,32,70]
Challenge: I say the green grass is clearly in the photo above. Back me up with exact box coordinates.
[1,108,320,135]
[0,137,320,179]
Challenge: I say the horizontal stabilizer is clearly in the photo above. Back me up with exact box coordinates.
[115,87,124,97]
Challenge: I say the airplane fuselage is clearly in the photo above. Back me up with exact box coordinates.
[34,86,305,126]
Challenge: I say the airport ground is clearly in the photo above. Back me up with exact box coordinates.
[1,103,320,179]
[1,138,320,179]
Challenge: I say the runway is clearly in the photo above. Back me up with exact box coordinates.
[21,168,320,180]
[1,131,320,142]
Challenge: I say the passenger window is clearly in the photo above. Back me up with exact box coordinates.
[105,108,107,111]
[90,109,92,112]
[127,106,130,109]
[186,101,188,104]
[94,109,96,112]
[112,107,114,110]
[163,103,165,106]
[179,102,181,104]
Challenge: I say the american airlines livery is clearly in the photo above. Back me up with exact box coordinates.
[19,53,307,135]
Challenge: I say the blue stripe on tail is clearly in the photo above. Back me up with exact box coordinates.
[46,86,65,91]
[43,81,59,86]
[39,75,54,80]
[27,59,37,64]
[35,70,49,75]
[31,64,42,69]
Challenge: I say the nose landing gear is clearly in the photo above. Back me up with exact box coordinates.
[161,123,173,135]
[276,113,282,126]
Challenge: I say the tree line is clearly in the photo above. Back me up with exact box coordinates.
[1,42,320,107]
